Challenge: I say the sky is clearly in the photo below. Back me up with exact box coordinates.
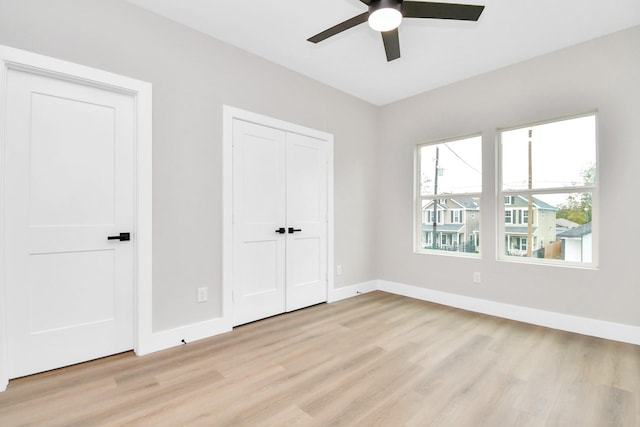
[501,114,596,191]
[420,135,482,195]
[420,114,596,208]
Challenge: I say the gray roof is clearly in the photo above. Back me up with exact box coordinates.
[522,195,556,211]
[505,226,539,235]
[453,197,479,210]
[422,224,464,233]
[557,222,592,238]
[422,200,447,209]
[422,197,478,210]
[556,218,579,229]
[507,195,556,210]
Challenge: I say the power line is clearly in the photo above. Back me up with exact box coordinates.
[443,143,481,175]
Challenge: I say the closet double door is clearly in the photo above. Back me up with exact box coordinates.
[232,119,328,326]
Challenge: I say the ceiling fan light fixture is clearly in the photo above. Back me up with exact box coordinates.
[307,0,485,62]
[368,0,403,32]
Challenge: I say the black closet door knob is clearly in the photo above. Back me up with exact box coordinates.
[275,227,286,234]
[288,228,302,234]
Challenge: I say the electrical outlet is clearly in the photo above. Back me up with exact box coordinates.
[336,265,342,276]
[197,286,208,303]
[473,272,481,283]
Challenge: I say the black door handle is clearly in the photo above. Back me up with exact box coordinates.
[275,227,286,234]
[107,232,130,241]
[288,227,302,234]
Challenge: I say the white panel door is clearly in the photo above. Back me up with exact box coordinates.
[232,120,328,326]
[4,68,135,378]
[286,133,328,311]
[232,119,287,326]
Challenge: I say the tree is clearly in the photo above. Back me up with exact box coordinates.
[556,164,594,225]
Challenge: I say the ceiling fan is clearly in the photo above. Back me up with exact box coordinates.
[307,0,485,62]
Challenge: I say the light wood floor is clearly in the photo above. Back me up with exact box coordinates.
[1,291,639,426]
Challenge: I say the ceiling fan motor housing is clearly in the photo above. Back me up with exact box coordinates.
[369,0,403,16]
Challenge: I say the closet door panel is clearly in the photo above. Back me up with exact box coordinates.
[232,120,286,326]
[285,133,328,311]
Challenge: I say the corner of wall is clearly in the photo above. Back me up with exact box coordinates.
[328,280,379,303]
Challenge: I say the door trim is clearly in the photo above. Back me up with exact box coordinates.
[0,45,153,391]
[222,106,334,327]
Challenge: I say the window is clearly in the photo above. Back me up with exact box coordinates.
[451,210,462,224]
[499,113,597,265]
[416,135,482,255]
[426,209,442,224]
[520,237,527,251]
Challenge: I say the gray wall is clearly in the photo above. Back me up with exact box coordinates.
[377,25,640,326]
[0,0,379,331]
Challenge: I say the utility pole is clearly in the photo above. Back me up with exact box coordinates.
[527,129,533,257]
[433,146,439,249]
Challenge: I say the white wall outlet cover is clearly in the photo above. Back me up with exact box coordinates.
[197,287,208,303]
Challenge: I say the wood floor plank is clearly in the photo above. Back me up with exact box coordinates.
[1,291,639,426]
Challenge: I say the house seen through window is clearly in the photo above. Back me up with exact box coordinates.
[499,113,597,265]
[416,135,482,256]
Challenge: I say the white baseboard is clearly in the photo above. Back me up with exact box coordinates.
[378,280,640,346]
[136,278,640,358]
[137,279,378,356]
[328,280,378,303]
[136,317,232,356]
[136,279,380,356]
[3,279,636,393]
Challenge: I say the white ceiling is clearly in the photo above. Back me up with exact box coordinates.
[127,0,640,105]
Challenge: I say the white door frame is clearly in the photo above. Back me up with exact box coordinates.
[0,45,153,391]
[222,106,334,326]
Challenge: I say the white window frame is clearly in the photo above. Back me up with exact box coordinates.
[415,134,482,258]
[498,112,598,267]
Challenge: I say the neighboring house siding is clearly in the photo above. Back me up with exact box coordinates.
[536,209,556,248]
[421,198,479,253]
[564,239,583,262]
[557,222,592,262]
[505,196,557,256]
